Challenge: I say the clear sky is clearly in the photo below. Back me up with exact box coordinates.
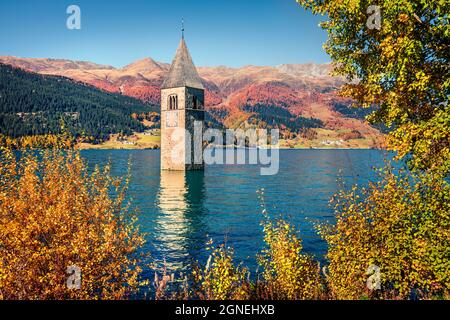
[0,0,329,68]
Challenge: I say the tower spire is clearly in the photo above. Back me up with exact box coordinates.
[162,26,204,90]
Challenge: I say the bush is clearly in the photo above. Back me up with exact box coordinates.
[257,217,323,300]
[191,242,251,300]
[0,148,145,299]
[320,168,450,299]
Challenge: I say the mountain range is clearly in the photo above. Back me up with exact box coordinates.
[0,56,384,148]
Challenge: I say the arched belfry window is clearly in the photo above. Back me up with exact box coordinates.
[168,94,178,110]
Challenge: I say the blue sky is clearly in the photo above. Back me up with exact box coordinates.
[0,0,329,68]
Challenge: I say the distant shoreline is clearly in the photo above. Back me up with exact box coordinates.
[77,145,383,151]
[76,131,384,151]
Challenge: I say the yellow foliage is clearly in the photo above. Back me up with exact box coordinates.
[258,218,323,300]
[320,168,450,299]
[192,242,251,300]
[0,134,74,150]
[0,148,145,299]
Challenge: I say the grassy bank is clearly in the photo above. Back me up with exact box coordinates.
[77,132,161,150]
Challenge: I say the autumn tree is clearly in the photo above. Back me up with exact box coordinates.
[297,0,449,173]
[296,0,450,299]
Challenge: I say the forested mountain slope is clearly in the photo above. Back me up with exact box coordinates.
[0,64,156,142]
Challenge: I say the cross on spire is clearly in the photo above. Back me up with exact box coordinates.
[181,18,185,39]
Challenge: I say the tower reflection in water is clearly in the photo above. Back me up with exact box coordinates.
[154,170,207,271]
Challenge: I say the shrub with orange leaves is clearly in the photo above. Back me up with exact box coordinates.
[0,148,145,299]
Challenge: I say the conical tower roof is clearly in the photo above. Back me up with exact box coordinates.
[162,38,204,90]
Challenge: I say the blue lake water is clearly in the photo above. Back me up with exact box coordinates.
[80,149,393,280]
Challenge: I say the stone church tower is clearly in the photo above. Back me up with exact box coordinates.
[160,34,205,171]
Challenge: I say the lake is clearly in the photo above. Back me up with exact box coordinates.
[80,149,392,280]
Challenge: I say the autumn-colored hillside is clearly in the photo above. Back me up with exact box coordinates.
[0,56,385,148]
